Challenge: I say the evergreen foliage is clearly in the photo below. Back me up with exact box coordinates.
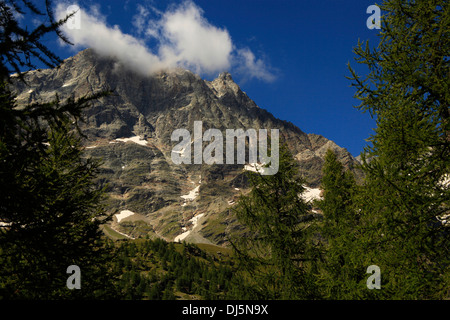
[0,0,114,299]
[111,239,236,300]
[230,143,317,299]
[0,0,74,81]
[347,0,449,299]
[314,149,366,299]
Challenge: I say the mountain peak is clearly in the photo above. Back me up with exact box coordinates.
[217,71,233,81]
[208,71,242,99]
[10,48,362,244]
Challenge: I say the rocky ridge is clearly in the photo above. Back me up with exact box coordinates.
[11,48,361,245]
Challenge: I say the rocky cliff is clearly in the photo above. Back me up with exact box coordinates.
[11,48,361,245]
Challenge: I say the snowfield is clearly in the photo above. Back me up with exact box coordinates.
[301,186,322,202]
[244,162,266,174]
[114,136,148,146]
[115,210,135,223]
[181,186,200,201]
[175,213,205,242]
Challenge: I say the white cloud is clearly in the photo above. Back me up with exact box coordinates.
[55,1,275,81]
[235,48,276,82]
[157,1,232,74]
[57,2,164,75]
[132,4,150,35]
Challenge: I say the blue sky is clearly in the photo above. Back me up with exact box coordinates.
[43,0,382,156]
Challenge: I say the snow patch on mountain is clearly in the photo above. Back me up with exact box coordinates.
[114,136,148,146]
[181,186,200,201]
[244,163,266,174]
[174,213,205,242]
[115,210,135,223]
[302,186,322,202]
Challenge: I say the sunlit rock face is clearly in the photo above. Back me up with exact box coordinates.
[11,48,361,245]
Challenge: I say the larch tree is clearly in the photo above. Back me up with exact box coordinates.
[314,149,363,299]
[231,143,318,299]
[347,0,449,299]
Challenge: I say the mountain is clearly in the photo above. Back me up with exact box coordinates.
[11,48,361,246]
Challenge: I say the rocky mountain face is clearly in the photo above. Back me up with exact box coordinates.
[11,48,361,245]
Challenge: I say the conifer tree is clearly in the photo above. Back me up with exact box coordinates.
[319,149,357,237]
[231,143,316,299]
[0,0,75,82]
[314,149,362,299]
[0,1,115,299]
[348,0,449,299]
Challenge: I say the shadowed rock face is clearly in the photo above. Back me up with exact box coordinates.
[10,48,361,245]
